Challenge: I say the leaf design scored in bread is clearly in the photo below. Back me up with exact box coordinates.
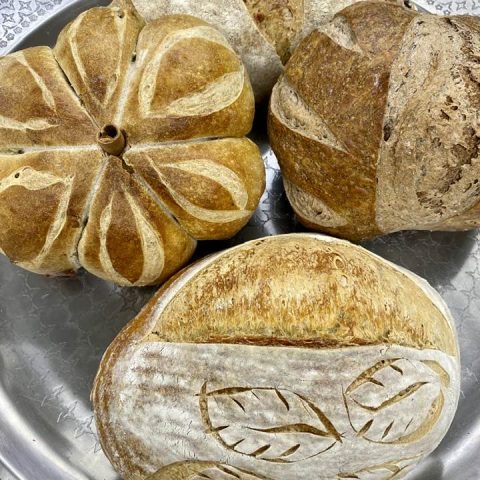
[147,461,272,479]
[199,384,341,463]
[92,235,460,480]
[0,1,265,286]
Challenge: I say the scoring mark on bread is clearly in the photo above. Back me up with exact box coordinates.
[271,77,348,153]
[0,168,74,270]
[284,178,348,228]
[68,8,128,108]
[98,191,166,286]
[319,13,362,54]
[0,53,57,131]
[337,454,422,480]
[148,460,270,479]
[125,192,165,284]
[344,358,448,445]
[199,383,340,463]
[146,156,251,223]
[139,26,244,118]
[11,52,56,111]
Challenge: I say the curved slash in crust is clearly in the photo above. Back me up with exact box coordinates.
[139,26,244,118]
[344,358,448,445]
[98,196,129,285]
[124,191,165,285]
[147,156,251,223]
[0,167,73,270]
[0,53,57,131]
[98,190,166,286]
[270,77,348,153]
[69,9,126,108]
[147,460,273,479]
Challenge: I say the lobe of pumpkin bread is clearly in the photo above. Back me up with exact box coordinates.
[143,236,457,356]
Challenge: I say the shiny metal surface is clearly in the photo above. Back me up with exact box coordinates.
[0,2,480,480]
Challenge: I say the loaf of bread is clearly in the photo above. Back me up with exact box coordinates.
[92,234,460,480]
[0,0,265,286]
[129,0,381,100]
[269,1,480,241]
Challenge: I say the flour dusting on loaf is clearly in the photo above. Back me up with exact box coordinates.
[92,234,460,480]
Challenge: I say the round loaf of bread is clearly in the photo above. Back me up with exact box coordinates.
[129,0,381,100]
[92,234,460,480]
[0,0,265,286]
[269,1,480,241]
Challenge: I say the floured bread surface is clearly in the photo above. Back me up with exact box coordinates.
[376,15,480,233]
[92,234,460,480]
[0,1,264,286]
[269,1,480,240]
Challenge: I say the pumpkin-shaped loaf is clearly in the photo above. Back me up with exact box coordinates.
[269,1,480,241]
[0,1,265,286]
[129,0,382,100]
[93,234,460,480]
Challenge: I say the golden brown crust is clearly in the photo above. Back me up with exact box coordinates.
[145,235,457,356]
[270,3,480,240]
[124,138,265,239]
[129,1,413,101]
[269,2,417,241]
[0,149,104,274]
[121,15,255,143]
[78,156,196,286]
[0,47,97,148]
[0,5,263,285]
[54,3,144,126]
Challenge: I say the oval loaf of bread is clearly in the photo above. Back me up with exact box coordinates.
[92,234,460,480]
[129,0,387,100]
[269,1,480,241]
[0,0,265,286]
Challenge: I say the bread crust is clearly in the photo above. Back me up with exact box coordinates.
[92,234,460,480]
[0,2,264,285]
[130,0,396,100]
[269,2,480,240]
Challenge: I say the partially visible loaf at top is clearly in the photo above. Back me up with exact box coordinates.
[130,0,410,99]
[269,1,480,240]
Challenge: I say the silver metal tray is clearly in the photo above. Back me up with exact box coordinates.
[1,2,480,479]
